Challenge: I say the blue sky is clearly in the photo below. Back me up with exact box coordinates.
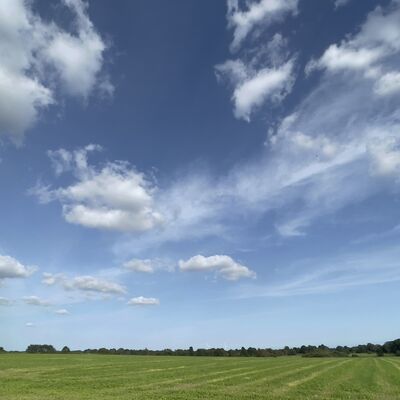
[1,0,400,351]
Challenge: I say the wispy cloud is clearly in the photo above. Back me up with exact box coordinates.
[237,245,400,298]
[227,0,298,51]
[334,0,352,9]
[55,309,70,315]
[0,297,11,306]
[23,296,51,307]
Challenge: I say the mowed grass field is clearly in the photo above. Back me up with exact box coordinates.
[1,354,400,399]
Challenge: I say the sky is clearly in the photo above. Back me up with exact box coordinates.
[1,0,400,351]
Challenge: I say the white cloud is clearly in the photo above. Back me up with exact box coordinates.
[288,131,339,159]
[43,272,126,296]
[275,216,308,238]
[217,10,296,121]
[55,309,70,315]
[23,296,51,307]
[0,255,36,280]
[33,145,163,232]
[33,2,400,250]
[0,0,110,142]
[313,45,383,73]
[43,0,107,98]
[72,276,126,295]
[25,322,35,328]
[368,136,400,176]
[309,1,400,95]
[217,58,294,121]
[227,0,298,51]
[374,71,400,96]
[122,258,172,273]
[127,296,160,306]
[123,259,155,273]
[232,61,294,121]
[334,0,351,9]
[42,272,62,286]
[0,67,53,143]
[0,297,11,306]
[179,255,256,281]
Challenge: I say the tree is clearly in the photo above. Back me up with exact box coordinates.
[240,347,248,357]
[0,347,5,353]
[376,348,384,357]
[61,346,70,353]
[188,346,194,356]
[26,344,56,353]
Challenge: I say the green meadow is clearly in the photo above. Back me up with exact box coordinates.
[1,354,400,399]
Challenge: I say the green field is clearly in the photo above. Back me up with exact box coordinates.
[1,354,400,399]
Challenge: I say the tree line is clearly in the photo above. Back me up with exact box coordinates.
[0,338,397,357]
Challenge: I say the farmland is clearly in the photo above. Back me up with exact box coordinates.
[1,354,400,399]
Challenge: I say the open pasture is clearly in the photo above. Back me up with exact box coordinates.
[1,354,400,399]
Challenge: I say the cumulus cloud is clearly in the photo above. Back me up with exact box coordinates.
[23,296,51,306]
[127,296,160,306]
[0,68,53,143]
[179,255,256,281]
[43,0,108,98]
[0,255,36,281]
[42,272,126,296]
[227,0,298,51]
[0,0,110,142]
[55,309,70,315]
[33,145,163,232]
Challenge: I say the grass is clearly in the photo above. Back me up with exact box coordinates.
[1,354,400,399]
